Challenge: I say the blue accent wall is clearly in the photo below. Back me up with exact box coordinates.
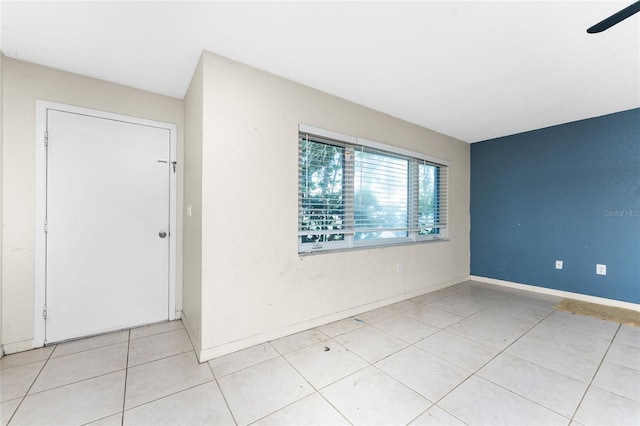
[471,109,640,304]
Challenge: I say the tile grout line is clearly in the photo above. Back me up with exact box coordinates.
[120,329,131,426]
[434,301,624,424]
[130,326,187,344]
[14,325,185,398]
[277,343,359,425]
[404,402,440,426]
[208,342,283,380]
[400,290,527,426]
[17,340,133,398]
[245,286,534,426]
[22,368,130,399]
[199,287,558,426]
[4,322,193,425]
[6,344,57,426]
[129,324,186,341]
[121,378,217,413]
[568,322,622,424]
[125,348,194,370]
[49,341,130,360]
[47,329,131,360]
[36,287,623,425]
[418,297,560,423]
[256,335,390,424]
[402,290,523,370]
[210,336,355,382]
[274,287,522,425]
[117,333,205,412]
[206,358,239,426]
[274,315,445,424]
[313,392,354,426]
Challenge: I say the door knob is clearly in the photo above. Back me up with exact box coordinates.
[159,231,167,238]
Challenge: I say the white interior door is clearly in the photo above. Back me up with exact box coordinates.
[45,109,172,343]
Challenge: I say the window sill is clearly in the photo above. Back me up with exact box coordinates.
[298,238,449,256]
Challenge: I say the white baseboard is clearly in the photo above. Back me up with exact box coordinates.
[2,339,37,356]
[180,311,203,361]
[197,275,470,362]
[469,275,640,312]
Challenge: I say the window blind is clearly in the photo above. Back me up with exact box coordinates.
[354,146,409,239]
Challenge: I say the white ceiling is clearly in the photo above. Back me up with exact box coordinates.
[1,1,638,142]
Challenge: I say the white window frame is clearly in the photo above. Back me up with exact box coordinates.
[298,124,449,254]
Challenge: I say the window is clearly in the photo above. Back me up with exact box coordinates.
[298,125,448,253]
[298,137,348,247]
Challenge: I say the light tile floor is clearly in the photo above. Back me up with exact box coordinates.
[2,281,639,425]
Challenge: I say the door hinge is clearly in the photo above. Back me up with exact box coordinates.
[44,219,48,233]
[171,161,177,173]
[44,131,49,147]
[43,304,48,319]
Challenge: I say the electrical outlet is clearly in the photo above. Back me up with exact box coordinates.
[596,264,607,275]
[555,260,563,270]
[396,263,402,273]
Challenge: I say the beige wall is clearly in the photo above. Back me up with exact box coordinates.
[0,52,4,358]
[1,58,184,353]
[182,56,204,354]
[193,51,470,361]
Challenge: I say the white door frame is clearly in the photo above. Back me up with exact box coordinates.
[34,100,177,347]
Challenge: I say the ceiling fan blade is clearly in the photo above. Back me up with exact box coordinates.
[587,0,640,33]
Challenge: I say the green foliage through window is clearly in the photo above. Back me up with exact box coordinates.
[299,138,346,244]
